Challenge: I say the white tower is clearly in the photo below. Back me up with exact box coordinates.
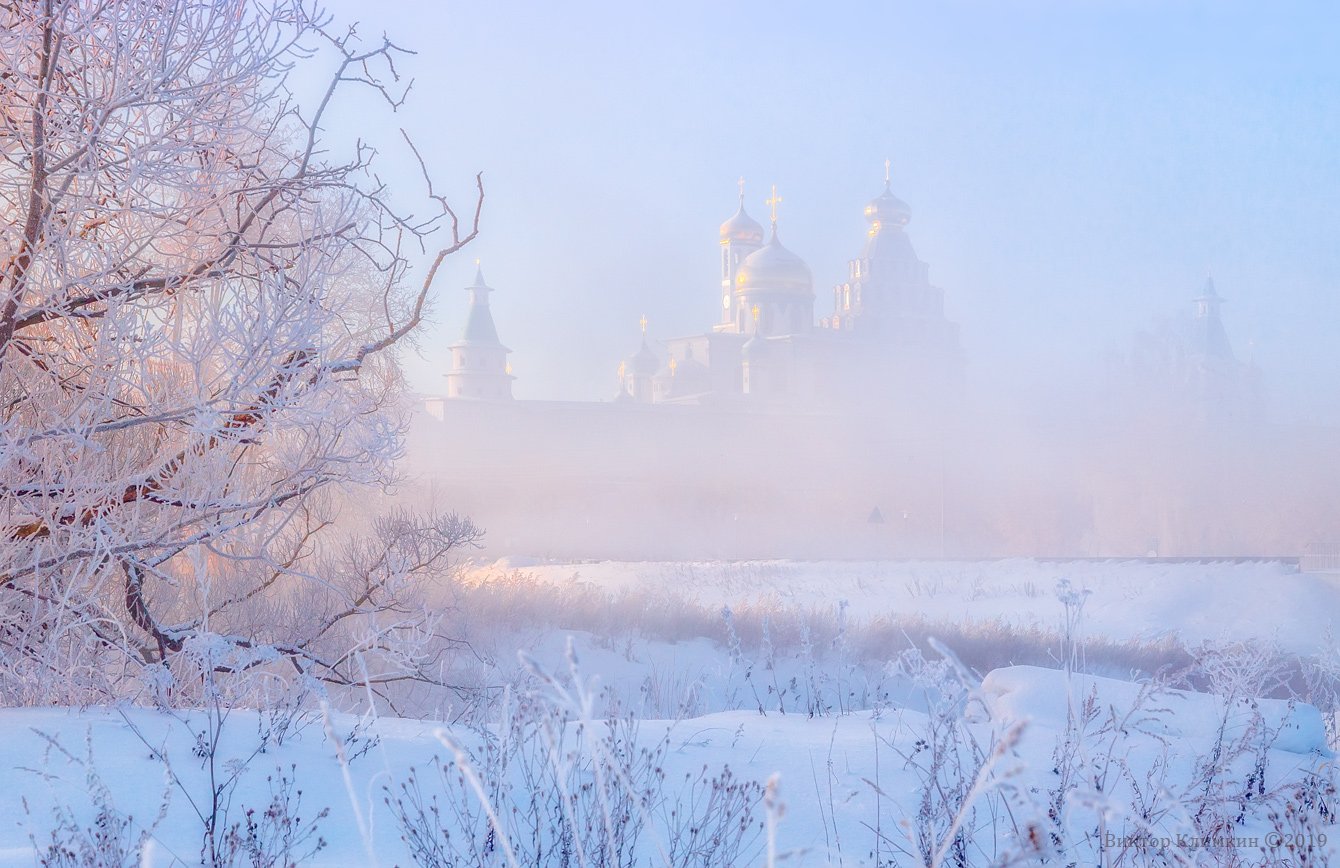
[445,264,515,400]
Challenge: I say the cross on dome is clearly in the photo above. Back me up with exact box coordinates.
[765,185,782,225]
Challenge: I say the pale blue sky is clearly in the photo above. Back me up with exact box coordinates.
[322,0,1340,419]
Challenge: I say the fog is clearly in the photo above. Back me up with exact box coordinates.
[320,0,1340,560]
[10,3,1340,860]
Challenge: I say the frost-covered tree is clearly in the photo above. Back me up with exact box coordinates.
[0,0,482,707]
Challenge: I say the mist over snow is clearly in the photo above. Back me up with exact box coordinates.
[3,1,1340,866]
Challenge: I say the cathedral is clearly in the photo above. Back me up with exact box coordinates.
[444,165,963,414]
[421,166,966,558]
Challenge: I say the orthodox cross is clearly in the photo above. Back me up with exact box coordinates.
[765,185,782,224]
[884,158,891,184]
[639,314,648,335]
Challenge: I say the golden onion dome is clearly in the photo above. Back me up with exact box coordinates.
[720,204,765,245]
[734,225,812,296]
[864,180,911,229]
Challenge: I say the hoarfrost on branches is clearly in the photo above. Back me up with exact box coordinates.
[0,0,482,709]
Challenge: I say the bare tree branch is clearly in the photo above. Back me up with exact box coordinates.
[0,0,484,711]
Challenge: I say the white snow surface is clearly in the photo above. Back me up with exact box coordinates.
[5,559,1338,865]
[983,665,1333,757]
[2,673,1331,866]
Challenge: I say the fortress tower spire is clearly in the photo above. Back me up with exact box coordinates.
[445,262,515,400]
[1191,276,1234,362]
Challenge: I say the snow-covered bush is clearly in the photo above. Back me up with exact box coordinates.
[866,647,1041,867]
[385,641,767,867]
[23,701,332,868]
[24,730,169,868]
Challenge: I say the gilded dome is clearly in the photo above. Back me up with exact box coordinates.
[864,181,911,229]
[720,204,765,245]
[734,226,812,296]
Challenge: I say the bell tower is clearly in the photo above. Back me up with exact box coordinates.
[716,178,765,332]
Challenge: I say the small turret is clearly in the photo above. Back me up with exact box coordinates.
[617,315,660,403]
